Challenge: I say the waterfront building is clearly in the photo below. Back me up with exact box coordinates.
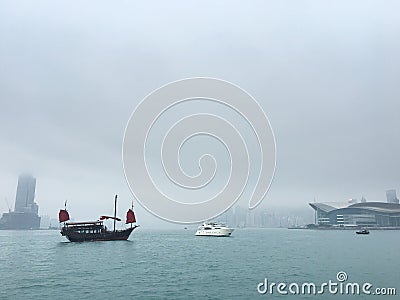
[309,201,400,227]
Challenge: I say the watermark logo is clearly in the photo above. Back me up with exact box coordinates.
[336,271,348,282]
[122,78,276,223]
[257,271,396,296]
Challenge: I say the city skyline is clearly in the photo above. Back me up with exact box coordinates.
[1,172,399,227]
[1,173,399,229]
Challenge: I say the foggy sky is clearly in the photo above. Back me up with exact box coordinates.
[0,1,399,226]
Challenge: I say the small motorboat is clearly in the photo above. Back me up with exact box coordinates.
[356,229,370,235]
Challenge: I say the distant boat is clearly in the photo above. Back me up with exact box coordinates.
[59,195,139,242]
[195,222,234,237]
[356,229,370,235]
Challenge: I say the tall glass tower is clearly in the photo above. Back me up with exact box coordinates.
[14,175,38,214]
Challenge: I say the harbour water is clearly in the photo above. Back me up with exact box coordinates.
[0,228,399,299]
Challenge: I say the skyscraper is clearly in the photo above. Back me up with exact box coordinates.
[14,175,38,213]
[0,175,40,229]
[386,189,399,204]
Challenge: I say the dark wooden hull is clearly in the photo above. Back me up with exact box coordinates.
[61,226,138,242]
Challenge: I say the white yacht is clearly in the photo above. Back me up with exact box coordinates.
[195,222,234,237]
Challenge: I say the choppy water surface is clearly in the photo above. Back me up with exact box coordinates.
[0,228,399,299]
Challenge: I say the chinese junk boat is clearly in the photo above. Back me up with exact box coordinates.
[59,195,138,242]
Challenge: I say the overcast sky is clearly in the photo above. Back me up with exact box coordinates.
[0,1,399,226]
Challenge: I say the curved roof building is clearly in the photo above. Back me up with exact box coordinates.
[309,202,400,227]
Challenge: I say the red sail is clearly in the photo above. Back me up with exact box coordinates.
[126,209,136,224]
[100,215,121,221]
[59,209,70,223]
